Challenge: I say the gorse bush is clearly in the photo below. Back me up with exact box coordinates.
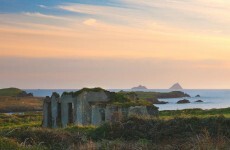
[91,116,230,142]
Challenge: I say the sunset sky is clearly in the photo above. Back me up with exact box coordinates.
[0,0,230,89]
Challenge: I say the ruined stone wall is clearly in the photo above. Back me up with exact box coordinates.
[42,90,159,128]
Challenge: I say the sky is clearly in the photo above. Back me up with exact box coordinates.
[0,0,230,89]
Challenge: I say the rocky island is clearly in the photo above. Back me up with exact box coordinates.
[169,83,183,90]
[131,85,148,90]
[195,100,204,103]
[177,99,191,104]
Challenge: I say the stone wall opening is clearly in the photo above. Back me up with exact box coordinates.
[99,108,105,122]
[47,102,52,127]
[57,103,62,127]
[68,103,73,124]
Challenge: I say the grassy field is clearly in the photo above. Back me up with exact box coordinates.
[0,96,43,113]
[160,107,230,119]
[0,87,43,113]
[0,108,230,149]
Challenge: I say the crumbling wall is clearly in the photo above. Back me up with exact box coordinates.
[51,96,58,128]
[61,95,74,127]
[43,89,159,128]
[128,106,149,117]
[42,99,49,127]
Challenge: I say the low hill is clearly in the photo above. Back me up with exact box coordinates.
[0,87,33,97]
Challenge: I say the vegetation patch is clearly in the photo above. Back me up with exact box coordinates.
[0,96,43,113]
[0,108,230,149]
[61,87,108,98]
[0,87,24,97]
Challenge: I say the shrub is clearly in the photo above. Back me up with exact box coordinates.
[0,137,20,150]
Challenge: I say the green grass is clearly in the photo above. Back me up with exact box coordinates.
[0,112,42,128]
[121,91,190,100]
[160,108,230,119]
[0,87,24,97]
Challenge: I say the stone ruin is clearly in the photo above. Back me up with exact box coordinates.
[42,88,158,128]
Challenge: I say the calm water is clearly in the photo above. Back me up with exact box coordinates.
[25,89,230,111]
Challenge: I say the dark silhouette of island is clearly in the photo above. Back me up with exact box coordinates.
[177,99,190,104]
[131,85,148,90]
[169,83,183,90]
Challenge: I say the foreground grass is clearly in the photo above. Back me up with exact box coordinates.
[0,108,230,150]
[0,113,42,130]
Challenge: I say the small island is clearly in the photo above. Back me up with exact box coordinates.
[131,85,148,90]
[169,83,183,90]
[177,99,191,104]
[195,100,204,103]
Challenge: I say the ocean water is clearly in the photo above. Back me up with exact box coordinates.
[25,89,230,111]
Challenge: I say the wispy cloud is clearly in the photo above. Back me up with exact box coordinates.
[23,12,70,21]
[38,5,48,9]
[57,0,230,34]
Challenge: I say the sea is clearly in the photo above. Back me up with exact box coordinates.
[25,89,230,111]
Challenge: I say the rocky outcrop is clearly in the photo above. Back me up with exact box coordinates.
[195,95,201,97]
[195,100,203,102]
[177,99,190,104]
[17,91,33,97]
[156,91,190,98]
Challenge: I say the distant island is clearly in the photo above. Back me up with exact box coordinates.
[131,85,148,90]
[169,83,183,90]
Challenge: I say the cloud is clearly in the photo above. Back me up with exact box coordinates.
[57,3,145,27]
[83,18,97,26]
[23,12,69,20]
[38,5,48,9]
[57,0,230,35]
[121,0,230,28]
